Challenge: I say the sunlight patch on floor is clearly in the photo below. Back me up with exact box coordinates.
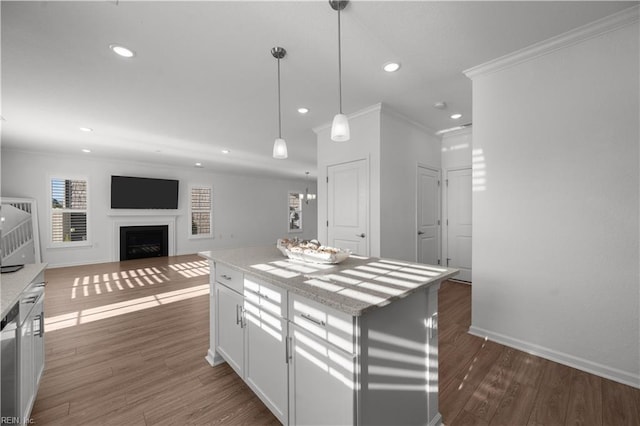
[46,284,209,331]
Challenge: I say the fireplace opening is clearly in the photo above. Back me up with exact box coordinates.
[120,225,169,261]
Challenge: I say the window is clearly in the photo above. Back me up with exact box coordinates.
[190,186,212,237]
[50,178,88,245]
[288,192,302,232]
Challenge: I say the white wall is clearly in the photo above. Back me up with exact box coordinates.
[380,108,440,261]
[316,105,382,255]
[467,14,639,386]
[316,103,440,261]
[441,127,472,171]
[2,149,317,267]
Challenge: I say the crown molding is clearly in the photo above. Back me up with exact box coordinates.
[312,103,382,134]
[379,103,437,135]
[312,102,437,136]
[440,125,472,139]
[464,5,639,80]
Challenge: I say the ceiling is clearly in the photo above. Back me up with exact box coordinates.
[1,1,634,179]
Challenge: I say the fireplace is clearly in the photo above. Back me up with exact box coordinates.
[120,225,169,261]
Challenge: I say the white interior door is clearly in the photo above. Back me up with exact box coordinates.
[417,166,441,265]
[446,168,472,282]
[327,159,368,256]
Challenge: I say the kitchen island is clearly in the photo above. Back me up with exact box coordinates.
[199,246,458,426]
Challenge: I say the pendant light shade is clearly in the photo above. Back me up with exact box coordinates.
[273,138,288,159]
[271,46,288,159]
[330,0,350,142]
[331,113,350,142]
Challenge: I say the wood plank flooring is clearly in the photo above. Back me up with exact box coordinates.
[30,255,639,425]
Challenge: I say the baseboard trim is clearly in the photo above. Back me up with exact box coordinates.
[468,325,640,389]
[205,349,226,367]
[428,412,443,426]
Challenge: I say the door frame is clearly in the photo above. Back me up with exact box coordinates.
[416,163,442,264]
[443,166,472,280]
[326,158,370,256]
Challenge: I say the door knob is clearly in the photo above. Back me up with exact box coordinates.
[418,231,425,235]
[356,233,366,238]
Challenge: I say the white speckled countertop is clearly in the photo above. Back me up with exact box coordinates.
[199,246,458,316]
[1,263,47,318]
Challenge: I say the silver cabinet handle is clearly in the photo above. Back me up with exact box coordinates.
[236,304,241,325]
[35,282,47,287]
[221,274,232,280]
[356,233,366,238]
[285,336,290,364]
[240,307,246,329]
[418,231,425,235]
[23,296,38,304]
[300,313,326,327]
[429,313,438,339]
[35,314,44,337]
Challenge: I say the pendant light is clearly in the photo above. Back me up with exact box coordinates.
[330,0,350,142]
[303,171,316,204]
[272,46,288,159]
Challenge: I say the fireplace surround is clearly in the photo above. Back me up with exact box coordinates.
[110,213,177,262]
[119,225,168,261]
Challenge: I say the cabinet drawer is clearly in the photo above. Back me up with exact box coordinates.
[244,276,287,319]
[215,263,243,294]
[289,294,354,354]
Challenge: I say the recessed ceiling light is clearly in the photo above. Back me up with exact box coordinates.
[450,113,463,120]
[383,62,401,72]
[79,127,93,132]
[195,162,203,167]
[109,44,135,58]
[297,107,309,114]
[222,149,230,154]
[82,149,91,153]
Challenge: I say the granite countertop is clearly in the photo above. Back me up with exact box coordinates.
[1,263,48,318]
[199,246,458,316]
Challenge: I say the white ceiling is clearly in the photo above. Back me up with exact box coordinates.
[1,1,634,179]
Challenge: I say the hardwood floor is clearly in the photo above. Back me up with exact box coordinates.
[30,255,639,425]
[437,281,640,426]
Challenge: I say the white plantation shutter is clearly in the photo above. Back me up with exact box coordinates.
[190,186,212,237]
[51,178,88,243]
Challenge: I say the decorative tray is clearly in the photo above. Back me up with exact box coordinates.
[276,239,351,264]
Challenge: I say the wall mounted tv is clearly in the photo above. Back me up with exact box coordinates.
[111,176,179,209]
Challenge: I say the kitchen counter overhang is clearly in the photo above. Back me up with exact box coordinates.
[199,245,458,317]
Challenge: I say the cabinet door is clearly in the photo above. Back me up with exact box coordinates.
[19,312,35,421]
[33,298,45,385]
[244,299,288,424]
[289,324,355,426]
[215,283,245,377]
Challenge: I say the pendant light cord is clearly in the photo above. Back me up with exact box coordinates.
[338,8,343,114]
[277,57,282,138]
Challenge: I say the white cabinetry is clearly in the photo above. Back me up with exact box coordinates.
[289,324,354,425]
[213,267,289,424]
[18,272,46,423]
[215,283,245,376]
[288,293,355,425]
[201,249,451,426]
[244,277,288,424]
[19,308,35,421]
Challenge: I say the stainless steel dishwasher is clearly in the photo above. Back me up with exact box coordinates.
[1,302,19,423]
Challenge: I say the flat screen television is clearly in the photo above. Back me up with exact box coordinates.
[111,176,179,209]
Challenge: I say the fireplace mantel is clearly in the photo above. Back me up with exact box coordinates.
[107,209,180,217]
